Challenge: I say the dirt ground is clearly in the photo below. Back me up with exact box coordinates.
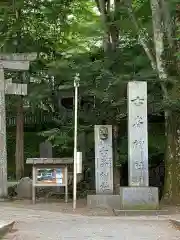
[0,199,180,240]
[0,200,179,240]
[1,198,115,216]
[2,198,180,216]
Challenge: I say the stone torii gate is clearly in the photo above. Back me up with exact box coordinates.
[0,53,37,197]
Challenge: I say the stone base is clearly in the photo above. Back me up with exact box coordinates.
[113,209,168,216]
[87,195,120,209]
[119,187,159,210]
[0,221,15,238]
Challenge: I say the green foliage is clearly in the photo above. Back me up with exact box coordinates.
[39,127,74,152]
[1,0,173,166]
[7,131,43,178]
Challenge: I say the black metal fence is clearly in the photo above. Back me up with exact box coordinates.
[6,112,54,127]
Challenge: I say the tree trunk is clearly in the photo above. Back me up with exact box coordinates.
[163,2,180,204]
[163,112,180,203]
[15,97,24,180]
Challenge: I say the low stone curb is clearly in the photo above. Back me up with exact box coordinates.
[113,209,169,216]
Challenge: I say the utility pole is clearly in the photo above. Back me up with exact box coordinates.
[73,73,80,210]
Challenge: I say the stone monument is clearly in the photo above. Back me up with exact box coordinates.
[87,125,120,209]
[40,141,53,158]
[94,125,113,194]
[119,81,159,210]
[16,177,32,199]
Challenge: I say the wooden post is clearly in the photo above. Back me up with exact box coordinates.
[32,166,36,204]
[65,165,68,203]
[0,66,8,197]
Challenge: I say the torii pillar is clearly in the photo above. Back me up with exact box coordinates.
[0,53,37,197]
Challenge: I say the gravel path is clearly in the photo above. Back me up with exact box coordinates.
[0,206,179,239]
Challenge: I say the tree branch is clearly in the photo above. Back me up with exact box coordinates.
[127,8,157,71]
[150,0,169,98]
[126,4,168,98]
[98,0,110,52]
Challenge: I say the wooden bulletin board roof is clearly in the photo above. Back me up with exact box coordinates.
[26,158,73,165]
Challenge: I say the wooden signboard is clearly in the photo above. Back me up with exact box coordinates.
[26,157,73,204]
[5,83,27,95]
[5,78,27,95]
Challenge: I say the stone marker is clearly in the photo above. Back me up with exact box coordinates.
[128,81,148,186]
[39,141,53,158]
[119,81,159,210]
[94,125,113,194]
[16,177,32,199]
[87,125,120,209]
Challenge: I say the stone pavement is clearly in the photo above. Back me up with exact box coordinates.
[0,206,179,239]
